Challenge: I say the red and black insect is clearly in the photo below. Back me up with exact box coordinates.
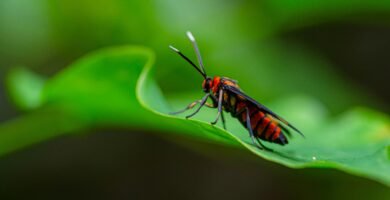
[169,32,304,151]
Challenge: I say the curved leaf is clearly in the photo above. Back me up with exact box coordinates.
[0,46,155,155]
[1,46,390,187]
[136,50,390,186]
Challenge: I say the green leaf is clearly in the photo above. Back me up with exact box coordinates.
[6,67,45,110]
[43,46,157,127]
[0,46,156,155]
[1,46,390,187]
[137,54,390,186]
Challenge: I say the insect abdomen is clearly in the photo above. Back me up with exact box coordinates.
[222,89,288,145]
[230,99,288,145]
[252,111,288,145]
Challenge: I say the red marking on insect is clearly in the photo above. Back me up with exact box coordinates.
[250,113,262,130]
[272,128,281,140]
[169,32,304,151]
[265,123,277,140]
[258,118,271,136]
[236,102,246,114]
[211,76,220,93]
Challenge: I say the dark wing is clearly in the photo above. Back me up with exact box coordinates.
[224,85,304,137]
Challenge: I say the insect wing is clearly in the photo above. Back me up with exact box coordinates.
[223,85,304,137]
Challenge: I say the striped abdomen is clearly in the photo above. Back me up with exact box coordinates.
[222,92,288,145]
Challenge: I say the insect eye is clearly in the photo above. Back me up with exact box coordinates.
[202,78,212,92]
[206,79,213,89]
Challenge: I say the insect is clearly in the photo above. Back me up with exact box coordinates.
[169,32,304,151]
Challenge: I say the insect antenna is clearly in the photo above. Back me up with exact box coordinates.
[186,31,207,76]
[169,45,207,79]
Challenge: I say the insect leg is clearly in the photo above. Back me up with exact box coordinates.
[245,107,273,152]
[211,89,223,125]
[186,93,211,119]
[221,111,227,130]
[209,93,218,107]
[204,102,215,108]
[255,137,273,152]
[209,92,226,129]
[170,98,214,115]
[170,100,201,115]
[244,107,260,149]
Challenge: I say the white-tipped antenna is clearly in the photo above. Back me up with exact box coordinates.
[169,45,179,52]
[169,45,206,78]
[186,31,206,75]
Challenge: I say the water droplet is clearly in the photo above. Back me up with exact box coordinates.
[312,156,317,161]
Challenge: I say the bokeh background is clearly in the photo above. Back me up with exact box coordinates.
[0,0,389,199]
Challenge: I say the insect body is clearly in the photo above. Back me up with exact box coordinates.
[170,32,304,151]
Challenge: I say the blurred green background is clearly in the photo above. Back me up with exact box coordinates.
[0,0,390,199]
